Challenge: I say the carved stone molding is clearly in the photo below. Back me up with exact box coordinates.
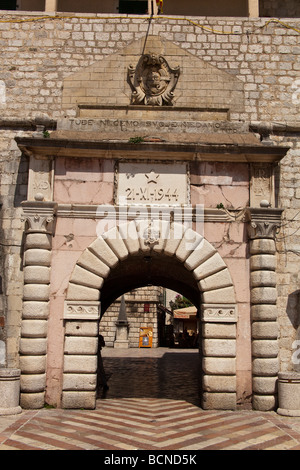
[64,301,101,320]
[246,207,283,240]
[201,304,237,323]
[21,201,57,234]
[128,53,180,106]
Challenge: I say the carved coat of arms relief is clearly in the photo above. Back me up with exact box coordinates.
[128,53,180,106]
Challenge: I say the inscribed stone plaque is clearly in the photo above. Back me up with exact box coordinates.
[116,162,189,205]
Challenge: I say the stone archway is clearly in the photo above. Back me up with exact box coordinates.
[62,219,237,410]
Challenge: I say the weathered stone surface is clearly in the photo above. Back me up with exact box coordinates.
[203,339,236,357]
[77,249,110,278]
[252,321,279,339]
[252,339,279,357]
[63,373,97,391]
[202,357,236,375]
[202,392,236,410]
[64,336,98,355]
[65,321,99,337]
[203,375,236,393]
[61,391,96,409]
[21,320,48,338]
[63,355,98,373]
[20,338,47,356]
[89,237,119,268]
[20,373,46,393]
[252,357,279,376]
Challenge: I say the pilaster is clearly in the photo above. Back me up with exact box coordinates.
[20,200,57,409]
[246,207,283,411]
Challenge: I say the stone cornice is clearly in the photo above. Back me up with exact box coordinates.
[15,137,289,164]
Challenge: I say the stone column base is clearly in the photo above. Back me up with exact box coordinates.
[0,369,22,416]
[277,372,300,417]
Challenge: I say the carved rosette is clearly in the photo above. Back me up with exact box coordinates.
[128,53,180,106]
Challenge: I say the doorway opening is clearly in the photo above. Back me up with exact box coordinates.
[118,1,148,14]
[97,282,202,406]
[63,220,237,410]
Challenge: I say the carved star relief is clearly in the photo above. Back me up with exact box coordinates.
[145,170,159,184]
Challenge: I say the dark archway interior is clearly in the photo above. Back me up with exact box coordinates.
[98,251,203,405]
[100,250,201,315]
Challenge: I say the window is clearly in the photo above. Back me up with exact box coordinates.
[119,1,148,14]
[1,0,17,9]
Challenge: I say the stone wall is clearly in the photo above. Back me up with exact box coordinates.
[0,12,299,376]
[100,287,162,348]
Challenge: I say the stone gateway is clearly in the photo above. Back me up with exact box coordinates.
[0,4,300,415]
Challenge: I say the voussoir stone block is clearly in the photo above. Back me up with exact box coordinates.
[77,249,110,278]
[102,226,128,260]
[66,283,99,301]
[119,221,140,255]
[89,237,119,268]
[163,222,185,256]
[184,238,216,271]
[199,268,233,292]
[193,252,226,280]
[70,265,104,289]
[175,229,203,262]
[202,286,236,304]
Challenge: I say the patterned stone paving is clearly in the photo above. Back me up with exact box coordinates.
[1,398,300,451]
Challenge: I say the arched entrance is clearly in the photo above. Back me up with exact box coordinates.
[62,220,237,410]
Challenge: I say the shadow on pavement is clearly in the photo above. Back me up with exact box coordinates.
[98,350,202,407]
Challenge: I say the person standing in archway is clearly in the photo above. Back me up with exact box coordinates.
[97,334,109,393]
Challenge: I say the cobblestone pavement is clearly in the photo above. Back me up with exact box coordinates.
[1,348,300,451]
